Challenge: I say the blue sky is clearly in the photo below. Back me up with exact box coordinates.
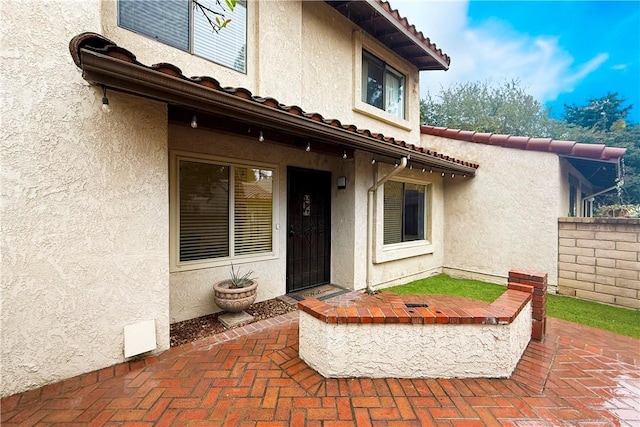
[394,0,640,124]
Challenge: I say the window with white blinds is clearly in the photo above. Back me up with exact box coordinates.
[177,157,273,265]
[234,167,273,255]
[118,0,247,73]
[383,181,403,245]
[383,181,426,245]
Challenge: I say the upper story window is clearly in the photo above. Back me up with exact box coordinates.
[118,0,247,73]
[362,50,405,119]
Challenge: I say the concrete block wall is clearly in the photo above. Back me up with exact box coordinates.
[558,218,640,309]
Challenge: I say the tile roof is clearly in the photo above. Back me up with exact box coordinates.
[326,0,450,70]
[420,125,626,161]
[373,0,451,66]
[69,32,478,172]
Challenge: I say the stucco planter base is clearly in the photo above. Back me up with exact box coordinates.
[298,302,532,379]
[213,280,258,313]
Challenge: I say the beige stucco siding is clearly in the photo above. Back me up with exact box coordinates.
[421,136,560,287]
[168,126,446,321]
[2,0,443,397]
[1,1,170,397]
[101,1,421,144]
[168,125,363,322]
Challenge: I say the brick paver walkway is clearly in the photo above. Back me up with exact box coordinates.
[2,310,639,426]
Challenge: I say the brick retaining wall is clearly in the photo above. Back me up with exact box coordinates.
[558,217,640,309]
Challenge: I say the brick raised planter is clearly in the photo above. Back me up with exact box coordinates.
[298,270,544,379]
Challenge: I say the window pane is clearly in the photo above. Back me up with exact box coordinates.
[403,183,425,241]
[194,0,247,72]
[383,181,403,244]
[118,0,190,51]
[234,167,273,255]
[362,51,384,110]
[179,160,229,261]
[385,69,404,118]
[384,182,427,245]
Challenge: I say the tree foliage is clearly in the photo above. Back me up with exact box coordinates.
[421,79,553,136]
[420,80,640,205]
[193,0,236,33]
[563,92,633,132]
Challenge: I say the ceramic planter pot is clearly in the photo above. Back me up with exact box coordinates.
[213,280,258,313]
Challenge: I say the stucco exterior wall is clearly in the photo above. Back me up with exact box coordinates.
[1,1,169,397]
[298,302,532,378]
[101,1,422,145]
[168,125,365,322]
[299,2,422,140]
[2,0,446,397]
[421,136,561,287]
[168,127,446,320]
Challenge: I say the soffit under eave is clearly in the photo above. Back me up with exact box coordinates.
[324,0,450,71]
[562,156,622,192]
[77,47,476,175]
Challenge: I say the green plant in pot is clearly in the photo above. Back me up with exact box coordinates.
[213,264,258,313]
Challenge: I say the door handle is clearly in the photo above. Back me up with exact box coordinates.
[289,225,295,236]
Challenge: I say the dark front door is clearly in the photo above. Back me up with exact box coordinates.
[287,167,331,292]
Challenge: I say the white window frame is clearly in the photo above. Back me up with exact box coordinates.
[373,175,433,264]
[353,30,414,131]
[117,0,248,73]
[170,151,278,272]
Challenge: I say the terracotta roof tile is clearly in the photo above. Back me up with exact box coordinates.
[471,132,492,144]
[488,134,509,146]
[504,136,529,150]
[420,125,626,161]
[571,143,607,158]
[152,63,184,78]
[527,138,553,151]
[70,33,478,171]
[547,140,576,155]
[374,0,450,66]
[192,76,222,90]
[602,147,627,160]
[456,130,475,142]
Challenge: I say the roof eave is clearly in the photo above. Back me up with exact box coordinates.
[365,0,450,70]
[325,0,450,71]
[77,48,475,175]
[561,155,623,192]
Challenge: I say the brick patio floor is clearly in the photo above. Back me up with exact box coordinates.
[2,310,639,426]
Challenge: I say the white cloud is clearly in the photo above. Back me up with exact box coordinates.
[393,0,608,103]
[562,53,609,87]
